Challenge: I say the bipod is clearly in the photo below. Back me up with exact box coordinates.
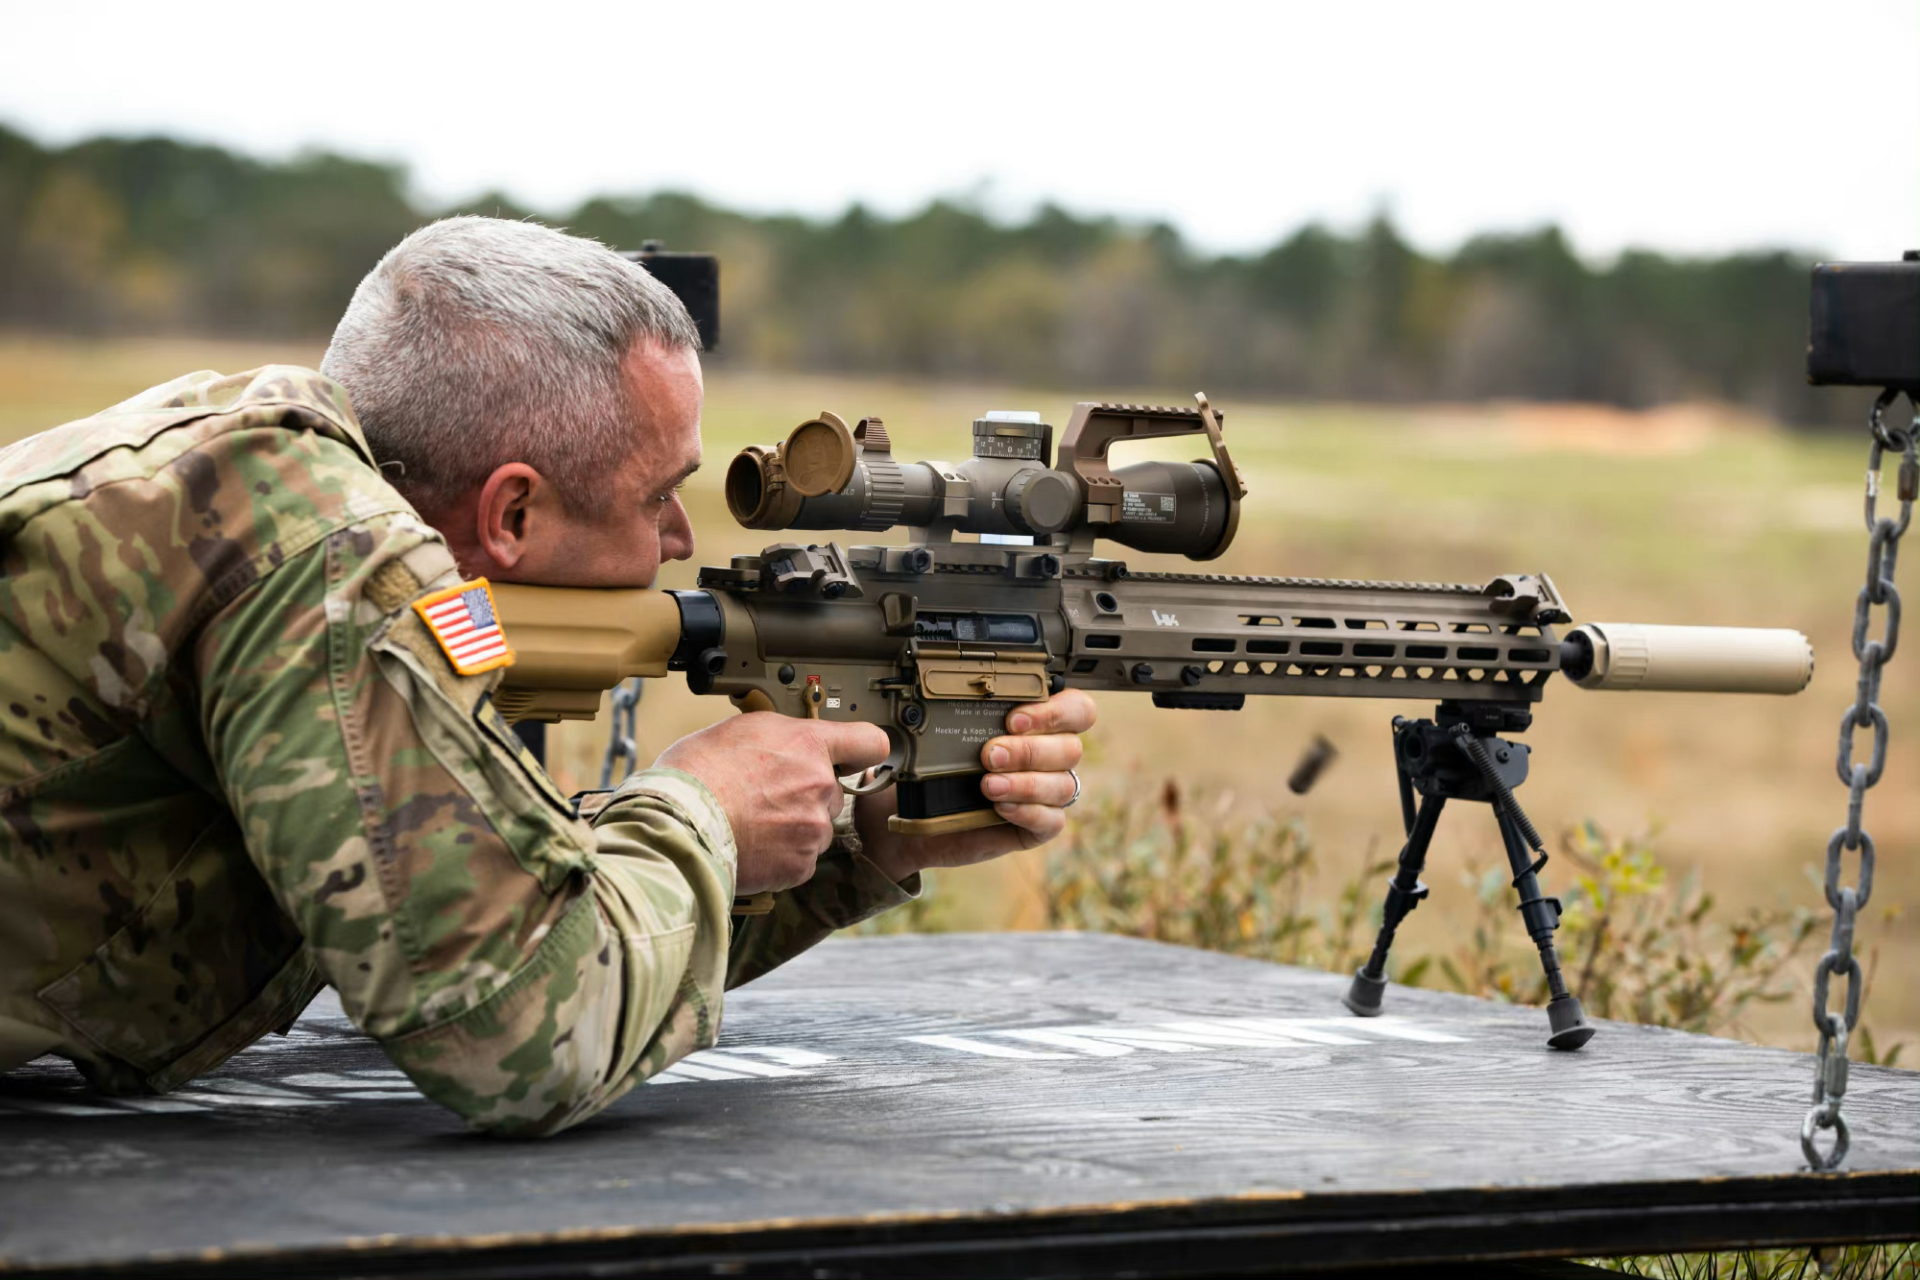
[1343,701,1595,1050]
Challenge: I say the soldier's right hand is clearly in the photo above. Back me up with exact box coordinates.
[654,713,892,894]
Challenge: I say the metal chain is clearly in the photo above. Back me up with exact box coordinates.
[1802,389,1917,1171]
[599,678,643,789]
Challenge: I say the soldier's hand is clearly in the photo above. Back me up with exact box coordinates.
[857,689,1098,880]
[655,713,892,895]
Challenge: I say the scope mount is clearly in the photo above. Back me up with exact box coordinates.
[1058,393,1247,525]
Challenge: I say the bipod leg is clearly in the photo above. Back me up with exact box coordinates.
[1344,792,1444,1017]
[1491,801,1595,1051]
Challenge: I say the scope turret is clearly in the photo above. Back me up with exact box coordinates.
[724,396,1247,560]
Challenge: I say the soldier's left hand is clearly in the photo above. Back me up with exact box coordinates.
[855,689,1097,880]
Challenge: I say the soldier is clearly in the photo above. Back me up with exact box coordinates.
[0,217,1095,1135]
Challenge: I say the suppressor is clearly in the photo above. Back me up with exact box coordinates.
[1559,623,1814,695]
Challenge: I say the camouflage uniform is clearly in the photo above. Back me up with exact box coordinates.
[0,367,913,1134]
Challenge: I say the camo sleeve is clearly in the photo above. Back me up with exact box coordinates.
[722,799,919,988]
[196,507,737,1135]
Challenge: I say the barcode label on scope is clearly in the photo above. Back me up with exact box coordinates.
[1123,491,1176,523]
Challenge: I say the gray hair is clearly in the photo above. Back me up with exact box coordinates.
[321,216,700,516]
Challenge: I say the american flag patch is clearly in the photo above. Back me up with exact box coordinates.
[413,579,516,676]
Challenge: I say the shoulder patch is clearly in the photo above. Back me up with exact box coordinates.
[413,579,516,675]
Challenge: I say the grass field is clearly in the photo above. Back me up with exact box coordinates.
[3,335,1913,1055]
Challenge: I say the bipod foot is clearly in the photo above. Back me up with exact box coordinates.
[1343,968,1387,1017]
[1546,994,1595,1050]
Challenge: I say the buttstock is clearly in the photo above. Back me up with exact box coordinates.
[490,583,684,722]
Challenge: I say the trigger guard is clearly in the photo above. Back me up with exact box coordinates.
[839,726,907,796]
[841,764,897,796]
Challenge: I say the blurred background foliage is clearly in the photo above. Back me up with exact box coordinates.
[0,121,1865,426]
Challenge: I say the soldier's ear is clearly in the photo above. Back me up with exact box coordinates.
[473,463,544,571]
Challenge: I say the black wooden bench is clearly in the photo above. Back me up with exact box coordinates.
[1,933,1913,1277]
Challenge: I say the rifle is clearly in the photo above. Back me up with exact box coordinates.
[491,396,1813,1048]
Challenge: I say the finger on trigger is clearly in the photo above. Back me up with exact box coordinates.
[813,719,892,772]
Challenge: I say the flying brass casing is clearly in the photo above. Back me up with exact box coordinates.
[1564,623,1813,695]
[490,583,685,721]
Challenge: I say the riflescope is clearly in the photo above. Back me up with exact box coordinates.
[725,400,1247,560]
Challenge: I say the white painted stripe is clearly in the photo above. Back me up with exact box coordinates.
[682,1052,802,1078]
[185,1079,310,1098]
[174,1091,330,1109]
[645,1070,695,1085]
[905,1034,1072,1060]
[1348,1017,1470,1044]
[1150,1020,1319,1047]
[1046,1027,1207,1053]
[327,1090,423,1101]
[1236,1018,1370,1045]
[663,1061,756,1082]
[104,1097,210,1114]
[999,1029,1138,1057]
[282,1071,412,1090]
[0,1098,131,1116]
[724,1046,837,1068]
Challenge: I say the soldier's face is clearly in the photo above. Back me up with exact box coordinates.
[453,337,703,588]
[536,338,704,588]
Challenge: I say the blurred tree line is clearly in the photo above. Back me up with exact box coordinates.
[0,122,1846,423]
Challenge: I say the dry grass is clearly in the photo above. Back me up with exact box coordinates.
[1593,1243,1918,1278]
[2,336,1912,1053]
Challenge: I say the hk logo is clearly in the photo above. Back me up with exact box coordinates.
[1152,610,1179,627]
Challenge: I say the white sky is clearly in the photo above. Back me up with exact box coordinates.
[7,0,1916,262]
